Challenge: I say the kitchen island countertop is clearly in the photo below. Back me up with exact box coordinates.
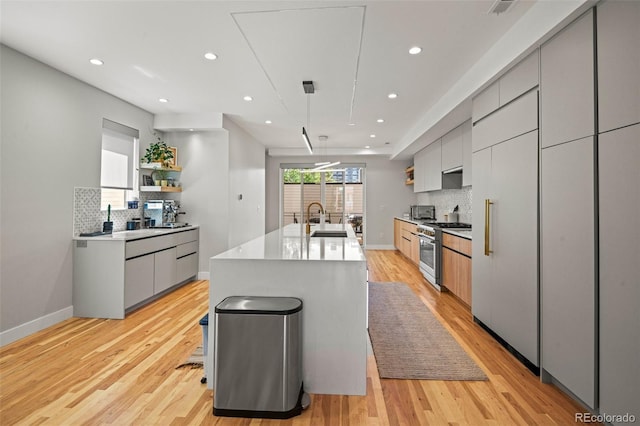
[213,223,365,262]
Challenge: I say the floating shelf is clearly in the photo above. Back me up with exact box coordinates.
[140,186,182,193]
[140,163,182,172]
[405,165,414,185]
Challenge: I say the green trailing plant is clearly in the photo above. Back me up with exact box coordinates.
[143,132,174,167]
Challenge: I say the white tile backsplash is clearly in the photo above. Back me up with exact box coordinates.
[73,187,178,235]
[416,186,472,223]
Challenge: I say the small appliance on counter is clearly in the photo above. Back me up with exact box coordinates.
[143,200,189,228]
[410,205,435,221]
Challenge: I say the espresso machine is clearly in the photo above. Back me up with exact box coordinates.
[143,200,188,228]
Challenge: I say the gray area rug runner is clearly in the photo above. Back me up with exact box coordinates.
[368,282,487,381]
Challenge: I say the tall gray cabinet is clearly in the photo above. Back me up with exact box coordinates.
[540,9,596,408]
[541,2,640,419]
[472,58,539,370]
[597,1,640,423]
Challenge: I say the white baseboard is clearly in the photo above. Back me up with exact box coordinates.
[364,244,396,250]
[197,271,210,280]
[0,306,73,347]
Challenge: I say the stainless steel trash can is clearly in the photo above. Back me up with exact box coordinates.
[213,296,305,419]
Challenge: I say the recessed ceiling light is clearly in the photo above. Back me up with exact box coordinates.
[189,128,194,131]
[409,46,422,55]
[159,98,169,103]
[388,93,398,99]
[370,134,376,138]
[377,119,384,123]
[348,123,356,126]
[204,52,218,60]
[265,120,272,124]
[243,96,253,101]
[89,58,103,66]
[365,145,371,149]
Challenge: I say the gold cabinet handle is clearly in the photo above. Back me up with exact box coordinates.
[484,199,493,256]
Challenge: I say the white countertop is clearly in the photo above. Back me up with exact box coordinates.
[444,229,472,239]
[73,225,199,241]
[213,223,366,262]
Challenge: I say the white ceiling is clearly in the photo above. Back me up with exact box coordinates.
[1,1,541,158]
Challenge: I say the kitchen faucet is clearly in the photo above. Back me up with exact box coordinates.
[306,202,325,235]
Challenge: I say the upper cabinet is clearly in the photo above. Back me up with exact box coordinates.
[540,10,595,148]
[413,148,427,193]
[472,82,499,123]
[441,125,463,172]
[499,52,539,107]
[597,0,640,132]
[461,120,472,187]
[473,90,538,153]
[423,140,442,192]
[472,51,539,124]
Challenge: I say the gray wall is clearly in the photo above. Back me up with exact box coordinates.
[165,130,230,273]
[225,117,266,248]
[163,117,266,276]
[0,45,156,338]
[265,155,415,248]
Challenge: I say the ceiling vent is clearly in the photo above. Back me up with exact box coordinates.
[488,0,516,15]
[303,81,315,94]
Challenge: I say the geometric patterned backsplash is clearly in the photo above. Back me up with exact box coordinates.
[73,187,176,235]
[416,185,473,223]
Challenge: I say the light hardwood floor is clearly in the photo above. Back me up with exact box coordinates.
[1,250,594,425]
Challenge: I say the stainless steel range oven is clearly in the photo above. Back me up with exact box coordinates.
[418,222,472,291]
[417,225,437,289]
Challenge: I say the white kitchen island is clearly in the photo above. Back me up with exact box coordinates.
[208,223,368,396]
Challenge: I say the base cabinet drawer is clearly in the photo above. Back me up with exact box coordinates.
[442,247,472,306]
[177,253,198,283]
[125,254,155,308]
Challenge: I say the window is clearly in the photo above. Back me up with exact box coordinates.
[100,119,139,210]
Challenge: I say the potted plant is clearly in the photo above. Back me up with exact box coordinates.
[143,132,174,168]
[152,169,169,186]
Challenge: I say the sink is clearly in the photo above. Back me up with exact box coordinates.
[310,230,348,238]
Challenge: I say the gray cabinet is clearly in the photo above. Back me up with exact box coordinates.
[540,136,596,408]
[124,254,154,308]
[599,123,640,424]
[472,130,539,368]
[413,139,444,192]
[73,228,199,319]
[539,8,597,408]
[499,51,539,107]
[441,125,462,172]
[413,148,427,193]
[597,0,640,133]
[472,50,539,125]
[472,90,538,153]
[424,139,442,191]
[461,120,472,186]
[472,81,499,124]
[154,247,178,294]
[540,10,595,148]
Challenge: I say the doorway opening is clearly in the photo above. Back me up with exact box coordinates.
[280,164,365,245]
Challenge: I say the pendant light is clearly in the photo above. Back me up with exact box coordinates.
[301,81,314,154]
[312,135,341,171]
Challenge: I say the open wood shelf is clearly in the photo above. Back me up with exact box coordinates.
[140,186,182,193]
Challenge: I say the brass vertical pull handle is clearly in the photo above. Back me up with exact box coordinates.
[484,199,493,256]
